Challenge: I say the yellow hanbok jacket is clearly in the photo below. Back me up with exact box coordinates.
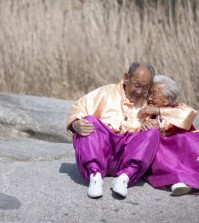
[67,80,197,134]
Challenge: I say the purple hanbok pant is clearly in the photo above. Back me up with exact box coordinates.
[145,132,199,188]
[73,115,160,187]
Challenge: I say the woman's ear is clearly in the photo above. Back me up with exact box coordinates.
[123,73,129,84]
[164,96,172,106]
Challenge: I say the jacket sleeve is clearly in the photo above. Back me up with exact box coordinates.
[66,85,110,131]
[159,103,198,130]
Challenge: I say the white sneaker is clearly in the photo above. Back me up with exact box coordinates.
[87,172,103,198]
[171,182,192,196]
[111,173,129,197]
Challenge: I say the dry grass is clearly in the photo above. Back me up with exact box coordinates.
[0,0,199,108]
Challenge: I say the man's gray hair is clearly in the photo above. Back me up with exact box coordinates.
[153,75,179,102]
[128,62,155,78]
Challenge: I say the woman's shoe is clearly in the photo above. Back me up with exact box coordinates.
[171,182,192,196]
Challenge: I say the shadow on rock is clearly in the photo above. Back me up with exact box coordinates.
[0,193,21,210]
[133,178,146,187]
[111,190,126,200]
[59,163,88,186]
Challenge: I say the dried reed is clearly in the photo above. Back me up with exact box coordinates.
[0,0,198,108]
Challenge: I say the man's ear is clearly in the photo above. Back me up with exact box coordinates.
[123,73,129,84]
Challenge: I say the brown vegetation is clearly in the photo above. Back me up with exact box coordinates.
[0,0,199,108]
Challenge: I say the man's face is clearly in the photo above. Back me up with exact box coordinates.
[147,83,170,107]
[123,65,152,103]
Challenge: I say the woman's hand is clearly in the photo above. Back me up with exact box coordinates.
[138,105,160,117]
[139,119,159,131]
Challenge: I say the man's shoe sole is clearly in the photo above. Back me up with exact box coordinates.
[87,191,103,198]
[111,185,127,198]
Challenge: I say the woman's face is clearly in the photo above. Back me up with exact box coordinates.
[147,83,170,108]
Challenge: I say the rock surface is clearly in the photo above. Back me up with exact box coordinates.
[0,93,73,143]
[0,93,199,223]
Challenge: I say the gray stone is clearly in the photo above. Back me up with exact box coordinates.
[0,93,73,143]
[0,137,73,162]
[0,144,199,223]
[0,193,21,210]
[194,112,199,129]
[0,93,199,223]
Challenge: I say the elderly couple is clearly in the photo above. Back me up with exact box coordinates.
[66,62,199,198]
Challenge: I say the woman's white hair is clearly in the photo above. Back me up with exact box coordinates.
[153,75,179,103]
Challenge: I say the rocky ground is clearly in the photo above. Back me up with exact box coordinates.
[0,93,199,223]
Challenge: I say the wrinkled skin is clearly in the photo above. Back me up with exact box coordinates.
[72,65,153,136]
[138,83,171,131]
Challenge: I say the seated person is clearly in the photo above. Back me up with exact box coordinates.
[138,75,199,196]
[67,63,196,199]
[66,62,159,198]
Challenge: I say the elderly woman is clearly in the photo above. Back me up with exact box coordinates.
[139,75,199,196]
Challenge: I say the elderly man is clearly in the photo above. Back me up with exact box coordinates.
[66,63,195,198]
[67,62,158,198]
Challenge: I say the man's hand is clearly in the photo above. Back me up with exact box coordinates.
[140,119,159,131]
[72,119,95,136]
